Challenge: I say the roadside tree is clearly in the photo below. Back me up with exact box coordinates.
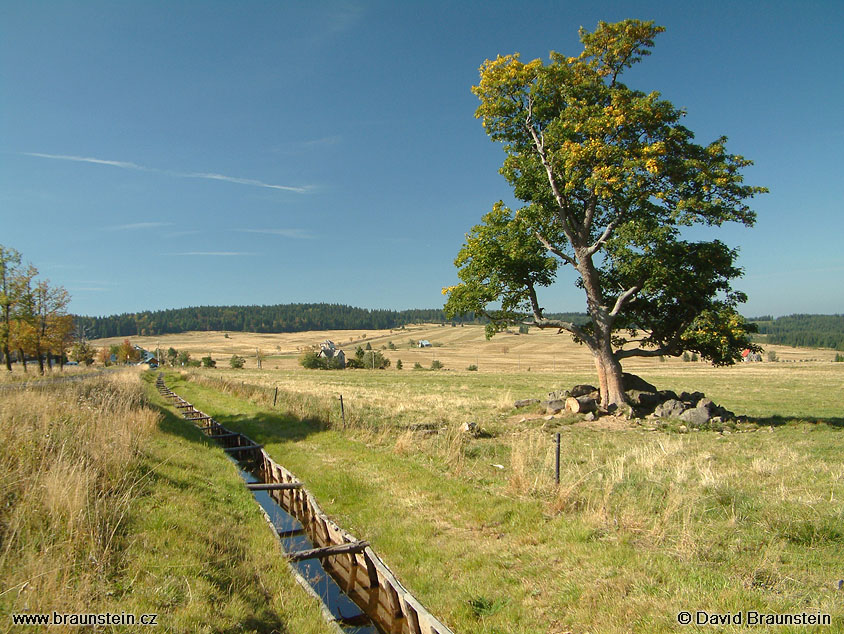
[444,19,765,408]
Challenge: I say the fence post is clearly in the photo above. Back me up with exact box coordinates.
[273,386,278,407]
[555,432,561,485]
[340,394,346,429]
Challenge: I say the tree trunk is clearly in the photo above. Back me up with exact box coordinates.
[18,348,27,372]
[596,346,627,408]
[36,346,44,375]
[566,396,598,413]
[3,344,10,371]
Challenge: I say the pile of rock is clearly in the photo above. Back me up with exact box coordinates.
[515,373,738,427]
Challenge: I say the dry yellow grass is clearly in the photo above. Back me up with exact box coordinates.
[0,369,158,616]
[92,323,839,372]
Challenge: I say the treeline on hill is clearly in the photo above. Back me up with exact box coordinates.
[750,314,844,351]
[75,303,592,338]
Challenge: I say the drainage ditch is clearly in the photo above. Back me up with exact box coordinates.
[156,375,454,634]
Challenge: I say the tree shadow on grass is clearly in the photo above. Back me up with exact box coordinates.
[751,415,844,429]
[144,372,327,453]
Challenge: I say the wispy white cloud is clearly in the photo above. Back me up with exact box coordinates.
[237,228,314,239]
[23,152,308,193]
[24,152,145,170]
[169,251,257,257]
[105,222,173,231]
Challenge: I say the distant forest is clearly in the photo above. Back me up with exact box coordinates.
[750,314,844,351]
[75,304,591,339]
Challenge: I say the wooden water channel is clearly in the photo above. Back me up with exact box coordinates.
[156,375,454,634]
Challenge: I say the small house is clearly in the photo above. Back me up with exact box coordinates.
[318,340,346,368]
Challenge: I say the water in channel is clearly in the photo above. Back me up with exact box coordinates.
[234,460,381,634]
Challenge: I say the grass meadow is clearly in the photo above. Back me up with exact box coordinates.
[0,369,333,634]
[155,329,843,634]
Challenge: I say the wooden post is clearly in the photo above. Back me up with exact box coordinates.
[555,432,561,485]
[273,386,278,407]
[340,394,346,429]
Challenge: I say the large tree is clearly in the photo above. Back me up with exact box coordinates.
[444,20,765,408]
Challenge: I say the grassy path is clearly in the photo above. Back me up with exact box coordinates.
[165,371,844,634]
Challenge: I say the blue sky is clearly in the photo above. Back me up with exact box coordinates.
[1,0,842,318]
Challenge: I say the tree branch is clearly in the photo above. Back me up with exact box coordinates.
[608,283,641,318]
[526,317,592,345]
[585,213,624,257]
[615,330,683,360]
[535,231,577,266]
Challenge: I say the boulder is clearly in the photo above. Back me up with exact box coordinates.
[654,399,686,419]
[680,406,711,426]
[570,384,598,398]
[542,399,566,414]
[625,389,662,408]
[622,372,658,393]
[658,389,679,402]
[679,391,705,404]
[461,421,480,435]
[547,390,571,401]
[514,398,540,409]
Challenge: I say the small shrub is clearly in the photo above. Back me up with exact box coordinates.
[413,362,424,370]
[691,352,699,362]
[835,353,844,363]
[201,356,216,368]
[431,359,444,370]
[767,350,778,362]
[518,324,529,334]
[396,359,403,370]
[230,354,245,369]
[682,352,691,362]
[466,364,478,371]
[365,342,372,350]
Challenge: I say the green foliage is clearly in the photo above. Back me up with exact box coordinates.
[752,314,844,351]
[395,359,403,370]
[387,341,397,350]
[166,347,178,367]
[767,350,777,362]
[71,340,96,365]
[229,354,245,369]
[467,364,478,371]
[362,350,390,369]
[445,19,765,380]
[201,355,216,368]
[74,303,482,338]
[430,359,444,370]
[682,352,691,362]
[177,350,191,366]
[835,353,843,363]
[299,350,322,369]
[365,342,372,350]
[413,362,424,370]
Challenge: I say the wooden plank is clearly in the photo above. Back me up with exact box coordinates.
[287,540,369,563]
[207,432,240,439]
[223,444,262,453]
[246,482,302,491]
